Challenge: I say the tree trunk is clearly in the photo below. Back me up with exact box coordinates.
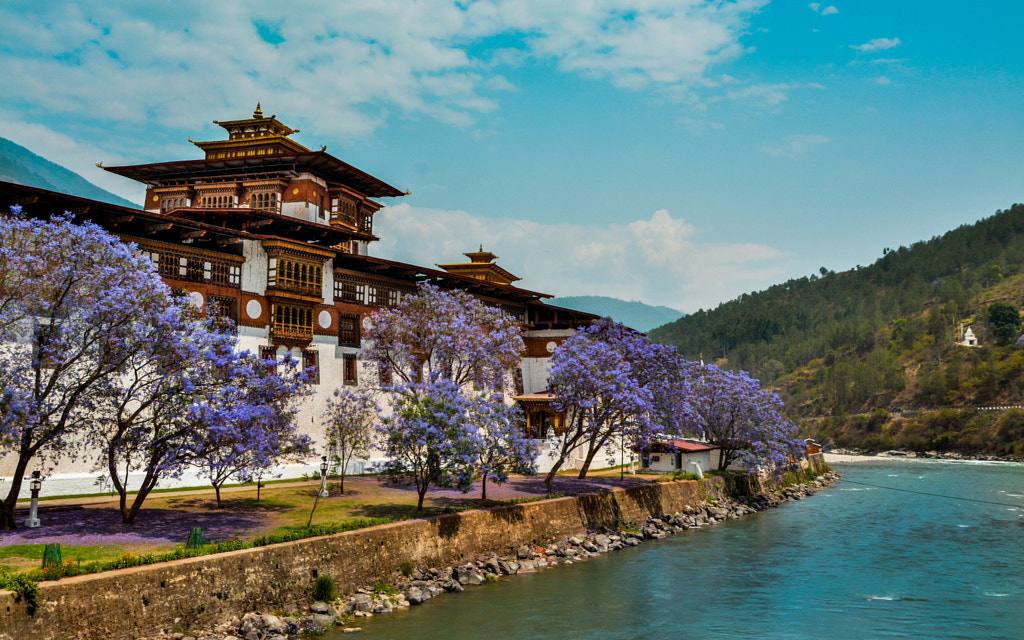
[543,458,564,495]
[416,484,428,510]
[339,471,346,494]
[718,449,732,471]
[481,475,488,501]
[577,429,610,479]
[0,454,31,530]
[123,471,159,525]
[214,482,223,507]
[577,445,602,479]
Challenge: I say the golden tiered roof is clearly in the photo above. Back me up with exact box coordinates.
[191,103,310,158]
[437,245,521,284]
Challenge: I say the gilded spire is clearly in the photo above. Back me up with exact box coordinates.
[253,102,264,119]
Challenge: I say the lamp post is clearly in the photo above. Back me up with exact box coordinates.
[318,456,330,498]
[307,456,329,528]
[26,471,43,528]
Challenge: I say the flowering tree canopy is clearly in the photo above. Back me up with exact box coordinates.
[469,394,534,500]
[196,352,312,508]
[363,283,524,391]
[365,284,531,506]
[322,386,379,493]
[546,320,662,491]
[682,363,803,471]
[378,380,479,510]
[0,207,172,530]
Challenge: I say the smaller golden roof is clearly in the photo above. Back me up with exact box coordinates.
[437,245,521,285]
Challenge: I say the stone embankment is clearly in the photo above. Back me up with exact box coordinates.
[139,471,840,640]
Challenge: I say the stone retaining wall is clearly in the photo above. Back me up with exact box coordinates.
[0,455,825,640]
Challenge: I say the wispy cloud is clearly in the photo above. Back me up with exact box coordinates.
[851,37,901,53]
[374,204,789,311]
[726,82,824,107]
[809,3,839,15]
[763,134,830,159]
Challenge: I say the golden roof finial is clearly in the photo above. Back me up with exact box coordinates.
[479,244,484,252]
[253,102,264,119]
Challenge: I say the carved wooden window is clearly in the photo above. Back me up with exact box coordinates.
[252,192,279,211]
[338,314,360,347]
[344,353,358,385]
[335,279,367,305]
[268,258,322,295]
[272,304,313,341]
[143,244,240,288]
[303,350,319,385]
[207,295,238,327]
[199,194,235,208]
[332,195,358,226]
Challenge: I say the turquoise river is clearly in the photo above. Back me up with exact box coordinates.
[327,460,1024,639]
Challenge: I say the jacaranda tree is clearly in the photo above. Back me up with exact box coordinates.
[365,284,530,507]
[545,320,659,492]
[0,207,172,530]
[378,380,479,510]
[469,394,533,500]
[196,352,312,508]
[322,386,379,493]
[683,363,803,471]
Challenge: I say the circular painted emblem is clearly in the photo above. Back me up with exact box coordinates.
[246,299,263,319]
[188,291,204,308]
[362,316,371,329]
[545,341,557,353]
[318,310,332,329]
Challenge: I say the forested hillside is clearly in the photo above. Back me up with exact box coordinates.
[650,203,1024,457]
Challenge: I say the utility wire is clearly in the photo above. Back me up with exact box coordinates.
[842,479,1024,508]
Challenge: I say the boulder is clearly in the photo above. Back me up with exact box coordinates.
[352,593,373,612]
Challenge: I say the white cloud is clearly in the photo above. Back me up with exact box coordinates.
[851,37,901,53]
[809,3,838,14]
[373,204,789,311]
[0,1,770,143]
[873,76,891,85]
[763,134,830,159]
[726,82,823,107]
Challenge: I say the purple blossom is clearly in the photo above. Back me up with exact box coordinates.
[322,387,379,493]
[0,207,174,530]
[680,363,803,471]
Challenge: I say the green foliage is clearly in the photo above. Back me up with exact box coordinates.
[987,302,1021,345]
[398,562,416,578]
[372,579,398,595]
[0,567,40,614]
[507,493,564,504]
[311,574,337,602]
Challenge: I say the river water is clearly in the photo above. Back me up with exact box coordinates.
[327,460,1024,640]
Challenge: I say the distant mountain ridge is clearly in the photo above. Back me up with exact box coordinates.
[550,296,684,332]
[0,137,138,209]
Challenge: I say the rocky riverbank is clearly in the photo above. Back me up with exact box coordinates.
[826,448,1024,463]
[139,471,840,640]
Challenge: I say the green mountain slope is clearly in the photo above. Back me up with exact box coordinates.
[650,203,1024,457]
[0,137,138,209]
[550,296,684,332]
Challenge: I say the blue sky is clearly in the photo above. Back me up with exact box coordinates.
[2,1,1023,312]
